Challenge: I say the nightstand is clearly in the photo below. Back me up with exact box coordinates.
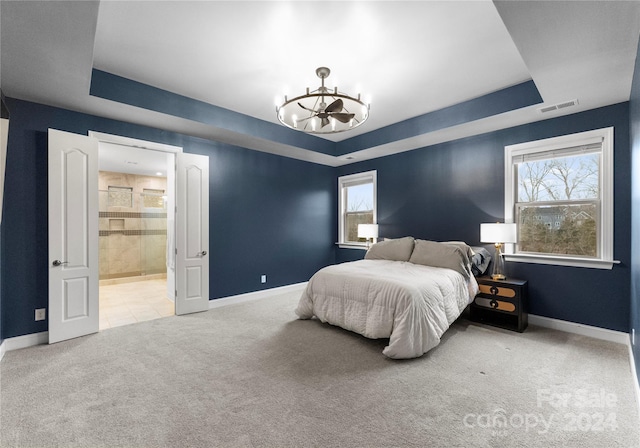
[470,277,528,332]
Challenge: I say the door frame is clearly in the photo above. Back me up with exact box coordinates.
[90,131,182,308]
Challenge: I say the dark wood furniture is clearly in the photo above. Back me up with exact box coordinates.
[470,277,528,332]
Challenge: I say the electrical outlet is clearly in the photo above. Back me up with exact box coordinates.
[261,275,267,284]
[35,308,46,321]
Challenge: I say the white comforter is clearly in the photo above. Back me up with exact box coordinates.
[295,259,479,359]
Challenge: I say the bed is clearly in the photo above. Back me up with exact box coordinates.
[295,238,488,359]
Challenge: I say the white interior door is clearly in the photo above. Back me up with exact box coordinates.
[175,152,209,315]
[48,129,99,343]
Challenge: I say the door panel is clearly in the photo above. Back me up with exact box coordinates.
[64,278,89,319]
[48,129,99,343]
[176,153,209,315]
[186,266,202,298]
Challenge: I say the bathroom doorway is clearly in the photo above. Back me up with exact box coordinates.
[97,140,176,330]
[48,129,209,343]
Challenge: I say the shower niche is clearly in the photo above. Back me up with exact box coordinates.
[99,171,168,282]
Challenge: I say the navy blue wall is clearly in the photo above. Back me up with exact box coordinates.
[337,103,631,332]
[0,91,7,345]
[0,98,336,340]
[629,32,640,385]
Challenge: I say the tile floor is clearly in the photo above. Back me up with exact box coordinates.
[99,278,174,330]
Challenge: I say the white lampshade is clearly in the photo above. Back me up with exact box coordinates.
[358,224,379,239]
[480,223,517,244]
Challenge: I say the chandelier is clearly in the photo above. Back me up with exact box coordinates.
[276,67,370,134]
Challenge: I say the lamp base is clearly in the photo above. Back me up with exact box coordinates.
[491,243,506,281]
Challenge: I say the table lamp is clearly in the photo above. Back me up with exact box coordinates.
[480,222,517,280]
[358,224,378,248]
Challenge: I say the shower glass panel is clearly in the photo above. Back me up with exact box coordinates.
[98,186,167,281]
[140,190,167,276]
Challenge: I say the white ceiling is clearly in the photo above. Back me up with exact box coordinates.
[92,0,530,141]
[2,1,640,168]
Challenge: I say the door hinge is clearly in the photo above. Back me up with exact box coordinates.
[175,248,177,254]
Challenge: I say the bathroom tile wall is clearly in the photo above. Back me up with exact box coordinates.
[99,171,167,279]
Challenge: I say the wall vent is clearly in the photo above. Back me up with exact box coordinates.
[538,99,579,114]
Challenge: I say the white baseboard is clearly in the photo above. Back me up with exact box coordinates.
[209,282,307,310]
[0,331,49,359]
[529,314,628,345]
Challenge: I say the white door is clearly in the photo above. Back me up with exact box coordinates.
[48,129,99,343]
[175,152,209,315]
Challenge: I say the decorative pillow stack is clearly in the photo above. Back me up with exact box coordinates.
[469,246,492,276]
[363,237,488,279]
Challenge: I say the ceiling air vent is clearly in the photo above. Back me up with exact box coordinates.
[538,99,579,114]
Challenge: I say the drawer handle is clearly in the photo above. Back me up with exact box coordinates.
[490,286,499,295]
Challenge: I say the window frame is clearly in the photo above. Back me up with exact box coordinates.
[338,170,377,249]
[504,127,615,269]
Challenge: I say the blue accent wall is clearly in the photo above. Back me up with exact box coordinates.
[629,32,640,386]
[0,91,7,346]
[0,98,336,340]
[337,80,543,156]
[337,103,631,332]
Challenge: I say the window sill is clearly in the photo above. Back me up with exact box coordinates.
[336,243,368,250]
[504,253,620,270]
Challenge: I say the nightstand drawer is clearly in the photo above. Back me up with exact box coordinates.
[474,296,516,313]
[478,284,517,298]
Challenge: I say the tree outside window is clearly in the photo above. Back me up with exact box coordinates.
[338,171,377,246]
[516,152,600,257]
[345,183,374,242]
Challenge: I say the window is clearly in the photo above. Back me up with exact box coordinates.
[504,127,614,269]
[338,170,376,247]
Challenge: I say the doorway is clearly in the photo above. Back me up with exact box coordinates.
[48,129,210,343]
[96,138,176,330]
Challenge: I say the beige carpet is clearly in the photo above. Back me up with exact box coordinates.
[1,290,638,447]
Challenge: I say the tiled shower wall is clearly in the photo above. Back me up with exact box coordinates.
[99,171,167,280]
